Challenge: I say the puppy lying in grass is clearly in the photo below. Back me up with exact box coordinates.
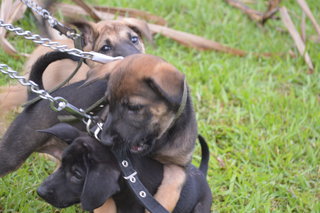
[0,18,151,117]
[37,123,213,213]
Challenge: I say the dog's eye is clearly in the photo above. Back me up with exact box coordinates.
[71,167,83,182]
[100,45,112,52]
[130,36,139,44]
[127,104,143,112]
[73,170,82,179]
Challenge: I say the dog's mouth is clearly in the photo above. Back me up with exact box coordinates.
[130,142,150,154]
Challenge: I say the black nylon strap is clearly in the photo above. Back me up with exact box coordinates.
[111,149,169,213]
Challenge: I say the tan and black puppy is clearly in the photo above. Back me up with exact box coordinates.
[37,123,212,213]
[92,54,198,212]
[0,18,151,116]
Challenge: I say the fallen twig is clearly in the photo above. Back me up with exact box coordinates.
[262,0,281,24]
[296,0,320,40]
[94,6,167,26]
[225,0,263,22]
[279,7,314,72]
[72,0,101,22]
[148,23,247,56]
[225,0,281,25]
[0,0,27,56]
[58,3,272,57]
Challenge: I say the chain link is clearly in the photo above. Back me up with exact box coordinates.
[20,0,57,27]
[0,64,55,102]
[0,19,93,59]
[20,0,82,40]
[0,64,92,120]
[0,19,124,63]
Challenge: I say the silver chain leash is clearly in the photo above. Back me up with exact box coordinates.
[20,0,58,27]
[0,20,123,63]
[20,0,79,39]
[0,63,92,120]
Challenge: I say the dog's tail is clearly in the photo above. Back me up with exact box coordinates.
[198,135,210,177]
[28,51,80,98]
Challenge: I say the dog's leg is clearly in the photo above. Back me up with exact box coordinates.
[93,199,117,213]
[0,109,56,177]
[145,164,186,213]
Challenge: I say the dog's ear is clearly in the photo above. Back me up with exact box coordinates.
[38,123,81,144]
[145,68,186,110]
[70,20,98,51]
[85,59,122,83]
[120,18,153,43]
[80,164,120,211]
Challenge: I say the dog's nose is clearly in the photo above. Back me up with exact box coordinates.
[37,185,54,199]
[114,43,140,57]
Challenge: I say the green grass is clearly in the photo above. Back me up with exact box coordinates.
[1,0,320,212]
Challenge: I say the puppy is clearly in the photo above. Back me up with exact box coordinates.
[37,123,212,213]
[0,18,151,115]
[0,50,119,177]
[92,54,198,212]
[0,54,197,211]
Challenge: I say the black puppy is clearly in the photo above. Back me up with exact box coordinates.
[37,123,212,213]
[0,51,107,177]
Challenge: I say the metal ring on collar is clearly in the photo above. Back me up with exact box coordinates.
[123,171,137,183]
[50,97,68,111]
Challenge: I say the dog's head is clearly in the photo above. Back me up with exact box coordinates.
[99,54,188,156]
[37,123,120,211]
[71,18,151,66]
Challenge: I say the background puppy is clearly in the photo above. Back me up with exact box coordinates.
[37,123,212,213]
[0,52,135,177]
[0,18,151,116]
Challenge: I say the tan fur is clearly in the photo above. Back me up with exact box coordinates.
[145,165,186,213]
[108,55,194,166]
[93,198,117,213]
[99,54,196,211]
[0,19,150,120]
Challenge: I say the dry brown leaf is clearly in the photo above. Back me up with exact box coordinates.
[225,0,263,22]
[56,3,114,20]
[72,0,101,22]
[57,2,167,26]
[0,0,27,56]
[0,37,18,56]
[57,3,246,56]
[7,1,26,23]
[296,0,320,40]
[94,6,167,26]
[148,24,247,56]
[225,0,280,24]
[279,7,314,72]
[262,0,281,24]
[57,3,284,57]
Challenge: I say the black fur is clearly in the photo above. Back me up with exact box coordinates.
[37,124,212,212]
[28,51,80,93]
[0,51,107,176]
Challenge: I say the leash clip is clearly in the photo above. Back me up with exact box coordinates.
[123,171,137,183]
[85,119,104,142]
[93,122,103,141]
[89,51,124,63]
